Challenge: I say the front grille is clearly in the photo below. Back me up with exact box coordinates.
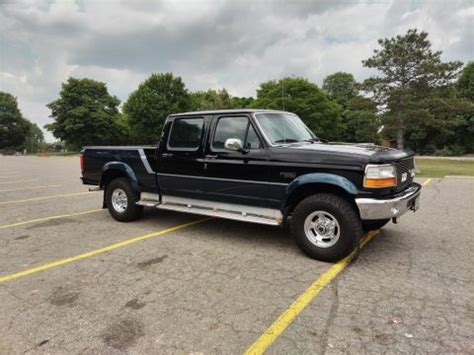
[395,158,415,192]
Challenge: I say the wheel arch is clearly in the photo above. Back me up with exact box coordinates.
[100,162,140,207]
[282,173,359,219]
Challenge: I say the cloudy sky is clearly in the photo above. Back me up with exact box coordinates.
[1,0,473,141]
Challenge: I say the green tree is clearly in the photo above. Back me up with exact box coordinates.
[124,73,190,144]
[189,89,234,110]
[403,82,472,154]
[253,77,343,140]
[451,62,474,153]
[363,29,464,150]
[45,77,123,149]
[0,91,31,150]
[189,89,255,111]
[343,97,380,143]
[323,72,380,143]
[323,72,358,108]
[188,88,255,112]
[458,61,474,100]
[23,122,46,153]
[231,96,254,108]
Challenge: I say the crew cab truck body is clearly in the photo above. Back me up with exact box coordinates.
[81,109,421,262]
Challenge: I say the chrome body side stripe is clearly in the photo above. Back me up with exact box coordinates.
[138,149,155,174]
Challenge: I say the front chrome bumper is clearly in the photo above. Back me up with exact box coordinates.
[356,183,421,220]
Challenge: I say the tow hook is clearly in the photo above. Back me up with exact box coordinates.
[392,217,400,224]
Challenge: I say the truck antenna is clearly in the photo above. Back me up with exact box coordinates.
[281,80,285,110]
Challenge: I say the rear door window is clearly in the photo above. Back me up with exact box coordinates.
[168,117,204,150]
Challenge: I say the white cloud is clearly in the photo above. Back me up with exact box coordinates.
[0,0,472,142]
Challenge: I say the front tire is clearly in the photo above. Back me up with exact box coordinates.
[291,193,362,262]
[105,178,143,222]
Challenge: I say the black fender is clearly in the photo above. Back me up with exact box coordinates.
[281,173,358,211]
[100,162,141,207]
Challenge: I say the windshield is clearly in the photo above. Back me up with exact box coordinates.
[255,113,317,145]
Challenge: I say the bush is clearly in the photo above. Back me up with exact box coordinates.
[434,144,467,156]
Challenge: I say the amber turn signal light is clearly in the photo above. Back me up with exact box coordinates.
[364,164,397,188]
[363,177,397,188]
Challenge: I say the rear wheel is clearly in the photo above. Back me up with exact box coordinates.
[105,178,143,222]
[291,193,362,262]
[362,219,390,231]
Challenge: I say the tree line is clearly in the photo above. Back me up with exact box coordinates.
[0,92,46,154]
[1,29,473,155]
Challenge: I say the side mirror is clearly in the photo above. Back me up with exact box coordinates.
[224,138,243,152]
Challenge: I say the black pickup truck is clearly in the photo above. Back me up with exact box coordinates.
[81,109,421,261]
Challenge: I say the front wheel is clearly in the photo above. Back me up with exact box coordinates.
[291,193,363,262]
[105,178,143,222]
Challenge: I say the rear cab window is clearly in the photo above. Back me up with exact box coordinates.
[167,117,204,150]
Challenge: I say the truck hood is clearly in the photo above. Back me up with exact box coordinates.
[273,142,414,167]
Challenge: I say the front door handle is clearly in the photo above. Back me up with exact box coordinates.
[205,154,218,159]
[162,153,173,158]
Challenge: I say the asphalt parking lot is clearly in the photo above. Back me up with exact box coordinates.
[0,156,472,354]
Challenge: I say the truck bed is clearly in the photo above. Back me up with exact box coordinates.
[81,146,158,192]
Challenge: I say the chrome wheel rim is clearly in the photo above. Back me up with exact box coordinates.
[111,188,128,213]
[304,211,340,248]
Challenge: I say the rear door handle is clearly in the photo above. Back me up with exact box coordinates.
[205,154,218,159]
[162,153,173,158]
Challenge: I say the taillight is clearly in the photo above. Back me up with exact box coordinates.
[80,153,84,173]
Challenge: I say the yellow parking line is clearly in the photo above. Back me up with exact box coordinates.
[244,230,379,355]
[0,184,61,193]
[0,209,103,230]
[0,178,38,185]
[422,178,432,186]
[0,218,210,283]
[0,191,97,205]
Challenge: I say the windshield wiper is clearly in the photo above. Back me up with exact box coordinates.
[303,137,329,143]
[297,138,325,144]
[274,139,299,143]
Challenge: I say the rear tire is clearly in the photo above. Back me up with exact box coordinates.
[291,193,362,262]
[105,178,143,222]
[362,219,390,231]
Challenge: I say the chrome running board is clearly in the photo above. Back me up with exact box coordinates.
[136,192,160,207]
[136,199,160,207]
[157,203,281,226]
[136,193,282,226]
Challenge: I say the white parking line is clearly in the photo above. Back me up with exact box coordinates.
[0,179,38,185]
[0,175,22,180]
[0,191,98,205]
[0,208,102,230]
[0,185,61,193]
[0,171,21,176]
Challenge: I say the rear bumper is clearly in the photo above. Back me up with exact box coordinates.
[355,183,421,220]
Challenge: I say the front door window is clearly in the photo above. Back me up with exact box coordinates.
[212,116,261,150]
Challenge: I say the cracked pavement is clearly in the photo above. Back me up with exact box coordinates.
[0,157,473,354]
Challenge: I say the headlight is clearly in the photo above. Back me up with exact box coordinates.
[364,164,397,188]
